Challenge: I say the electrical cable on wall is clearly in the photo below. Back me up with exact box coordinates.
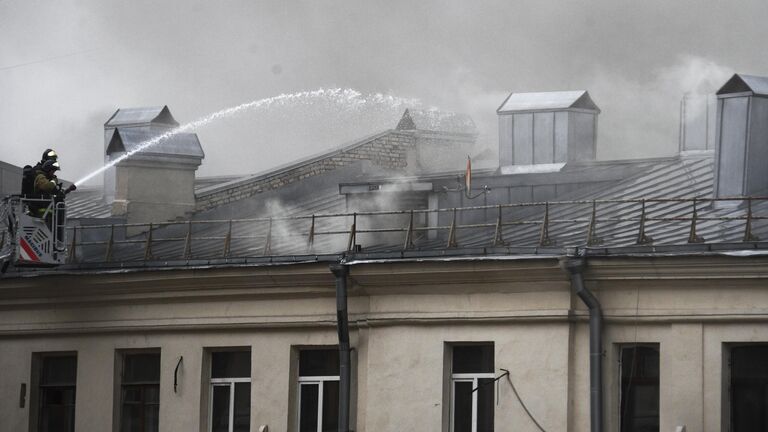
[501,368,548,432]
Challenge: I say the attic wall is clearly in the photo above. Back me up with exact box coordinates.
[498,115,513,166]
[568,112,596,162]
[715,97,749,197]
[195,131,417,211]
[746,97,768,194]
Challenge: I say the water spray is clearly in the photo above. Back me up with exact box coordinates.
[74,88,420,186]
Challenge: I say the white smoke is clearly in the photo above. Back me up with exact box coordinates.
[587,55,733,159]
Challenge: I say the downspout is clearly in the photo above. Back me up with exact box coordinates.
[560,257,603,432]
[330,264,351,432]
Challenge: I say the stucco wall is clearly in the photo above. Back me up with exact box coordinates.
[2,257,768,431]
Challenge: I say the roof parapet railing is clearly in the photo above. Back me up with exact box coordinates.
[307,215,316,253]
[67,226,78,264]
[403,210,415,251]
[346,213,357,252]
[688,198,705,243]
[144,223,154,261]
[586,200,602,246]
[447,208,458,248]
[263,218,272,256]
[105,224,115,262]
[636,199,653,245]
[60,195,768,263]
[183,221,193,259]
[744,198,760,242]
[492,205,505,246]
[539,202,553,247]
[222,220,232,258]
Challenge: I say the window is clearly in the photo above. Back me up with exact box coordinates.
[729,345,768,431]
[619,344,659,432]
[297,348,340,432]
[36,354,77,432]
[119,352,160,432]
[450,344,494,432]
[209,350,251,432]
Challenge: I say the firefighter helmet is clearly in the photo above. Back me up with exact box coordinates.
[41,160,60,173]
[41,149,58,163]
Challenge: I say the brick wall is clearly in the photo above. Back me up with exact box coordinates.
[195,130,416,211]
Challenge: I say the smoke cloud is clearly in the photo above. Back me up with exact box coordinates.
[1,0,767,185]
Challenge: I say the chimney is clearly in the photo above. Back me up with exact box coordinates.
[714,74,768,198]
[679,94,717,154]
[497,90,600,174]
[103,106,204,225]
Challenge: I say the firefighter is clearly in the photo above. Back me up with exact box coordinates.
[21,149,58,197]
[31,160,75,226]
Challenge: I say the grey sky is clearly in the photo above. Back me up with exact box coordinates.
[1,0,767,184]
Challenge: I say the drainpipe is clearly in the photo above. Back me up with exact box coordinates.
[560,257,603,432]
[330,264,351,432]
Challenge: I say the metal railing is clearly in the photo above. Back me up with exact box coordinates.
[64,196,768,263]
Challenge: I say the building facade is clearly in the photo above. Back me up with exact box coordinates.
[3,73,768,432]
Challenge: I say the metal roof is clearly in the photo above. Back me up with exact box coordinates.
[497,90,600,113]
[65,188,113,219]
[717,74,768,96]
[104,106,179,128]
[395,109,477,135]
[58,153,768,264]
[106,126,204,159]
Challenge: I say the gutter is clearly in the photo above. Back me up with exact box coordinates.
[560,257,603,432]
[330,263,351,432]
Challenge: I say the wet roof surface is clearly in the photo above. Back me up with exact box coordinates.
[47,153,768,270]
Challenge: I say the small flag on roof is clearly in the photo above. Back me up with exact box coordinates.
[465,156,472,198]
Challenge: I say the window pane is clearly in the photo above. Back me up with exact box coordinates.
[453,345,494,374]
[122,387,142,403]
[620,345,659,432]
[300,349,340,377]
[39,387,75,432]
[144,385,160,404]
[453,381,473,432]
[39,403,75,432]
[120,404,142,432]
[477,378,495,432]
[233,382,251,432]
[300,384,319,432]
[41,356,77,385]
[144,404,159,432]
[123,353,160,383]
[322,381,340,432]
[211,385,231,432]
[731,345,768,431]
[212,351,251,378]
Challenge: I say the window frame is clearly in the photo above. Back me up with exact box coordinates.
[116,350,161,432]
[296,375,340,432]
[448,343,495,432]
[206,349,251,432]
[617,343,660,432]
[450,373,495,432]
[32,352,78,432]
[295,347,341,432]
[724,342,768,432]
